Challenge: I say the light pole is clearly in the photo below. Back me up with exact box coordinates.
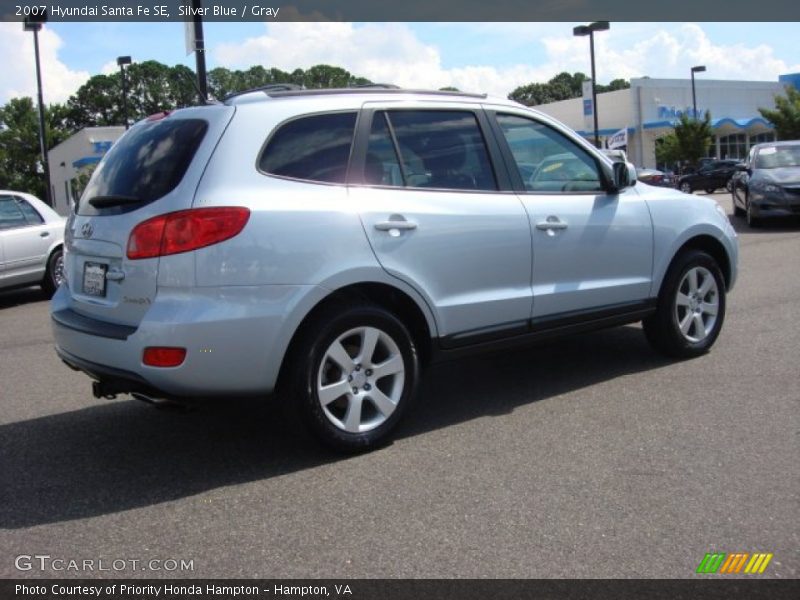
[574,21,610,149]
[117,56,132,129]
[691,65,706,120]
[23,14,52,207]
[192,0,208,101]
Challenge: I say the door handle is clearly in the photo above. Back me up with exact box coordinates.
[374,217,417,237]
[535,218,568,231]
[40,231,50,237]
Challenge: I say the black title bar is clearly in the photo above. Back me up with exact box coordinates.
[1,0,800,22]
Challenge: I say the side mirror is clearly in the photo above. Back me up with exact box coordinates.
[611,161,636,192]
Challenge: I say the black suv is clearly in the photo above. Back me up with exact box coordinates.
[678,159,740,194]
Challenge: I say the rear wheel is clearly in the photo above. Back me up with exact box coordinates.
[290,304,419,452]
[643,250,726,358]
[42,247,64,296]
[680,182,692,194]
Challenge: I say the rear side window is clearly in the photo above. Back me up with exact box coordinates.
[79,118,208,216]
[14,197,44,224]
[259,112,357,184]
[386,110,497,191]
[0,196,27,229]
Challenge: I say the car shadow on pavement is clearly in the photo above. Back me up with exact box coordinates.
[0,325,672,529]
[727,214,800,234]
[0,287,49,310]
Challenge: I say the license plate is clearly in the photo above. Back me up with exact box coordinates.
[83,262,107,297]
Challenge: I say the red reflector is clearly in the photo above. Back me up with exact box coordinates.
[143,347,186,368]
[127,207,250,260]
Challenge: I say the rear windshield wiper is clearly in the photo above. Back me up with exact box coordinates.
[88,195,142,208]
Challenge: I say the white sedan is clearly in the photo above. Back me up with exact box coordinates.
[0,191,66,294]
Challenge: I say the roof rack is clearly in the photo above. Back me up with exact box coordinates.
[347,83,401,90]
[264,88,488,99]
[223,83,304,102]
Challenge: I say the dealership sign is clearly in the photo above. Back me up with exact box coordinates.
[606,128,628,149]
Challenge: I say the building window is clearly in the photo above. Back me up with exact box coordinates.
[719,133,747,160]
[749,132,776,146]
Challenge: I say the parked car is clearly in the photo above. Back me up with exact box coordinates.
[637,168,675,188]
[731,141,800,226]
[677,159,740,194]
[0,191,65,294]
[51,88,738,451]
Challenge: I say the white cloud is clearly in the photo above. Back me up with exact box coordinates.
[211,23,800,100]
[0,23,90,105]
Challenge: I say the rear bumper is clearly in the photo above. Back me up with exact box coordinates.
[51,283,328,398]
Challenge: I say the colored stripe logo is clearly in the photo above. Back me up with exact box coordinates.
[697,552,773,574]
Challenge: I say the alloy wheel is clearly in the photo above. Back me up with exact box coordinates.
[316,326,405,433]
[674,266,719,343]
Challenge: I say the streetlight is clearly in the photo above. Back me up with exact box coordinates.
[23,13,52,207]
[691,65,706,120]
[573,21,610,149]
[117,56,132,129]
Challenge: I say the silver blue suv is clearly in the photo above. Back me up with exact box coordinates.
[52,88,738,451]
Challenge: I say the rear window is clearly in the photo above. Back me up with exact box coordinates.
[78,118,208,216]
[259,112,357,184]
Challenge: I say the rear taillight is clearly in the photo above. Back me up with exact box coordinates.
[653,175,663,183]
[127,207,250,260]
[143,347,186,367]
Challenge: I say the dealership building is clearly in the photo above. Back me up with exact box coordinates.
[48,126,125,216]
[533,73,800,169]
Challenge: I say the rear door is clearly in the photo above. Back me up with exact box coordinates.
[0,195,51,285]
[350,104,532,343]
[66,106,234,326]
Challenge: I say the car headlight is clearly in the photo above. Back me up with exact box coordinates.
[754,181,782,194]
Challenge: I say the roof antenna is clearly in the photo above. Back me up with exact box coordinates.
[179,70,218,106]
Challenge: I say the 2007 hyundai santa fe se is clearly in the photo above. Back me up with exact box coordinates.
[51,86,738,451]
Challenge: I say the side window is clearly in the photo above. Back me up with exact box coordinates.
[0,196,28,230]
[386,110,497,191]
[495,114,603,193]
[364,112,404,187]
[259,112,357,184]
[14,197,44,225]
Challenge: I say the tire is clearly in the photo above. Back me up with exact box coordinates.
[643,250,726,359]
[746,198,761,228]
[726,180,734,193]
[733,196,745,217]
[41,247,64,296]
[289,303,419,452]
[705,187,716,194]
[680,182,692,194]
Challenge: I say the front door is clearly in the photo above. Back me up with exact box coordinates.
[490,112,653,320]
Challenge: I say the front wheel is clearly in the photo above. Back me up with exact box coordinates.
[746,199,761,228]
[680,182,692,194]
[643,250,726,358]
[290,304,419,452]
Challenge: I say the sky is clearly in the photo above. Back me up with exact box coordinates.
[1,21,799,105]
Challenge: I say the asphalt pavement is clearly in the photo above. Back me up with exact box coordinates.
[1,192,798,579]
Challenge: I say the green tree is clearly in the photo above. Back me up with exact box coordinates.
[758,85,800,140]
[509,72,629,106]
[0,97,69,199]
[66,60,198,129]
[655,112,714,170]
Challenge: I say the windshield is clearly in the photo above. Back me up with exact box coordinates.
[79,118,208,216]
[755,144,800,169]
